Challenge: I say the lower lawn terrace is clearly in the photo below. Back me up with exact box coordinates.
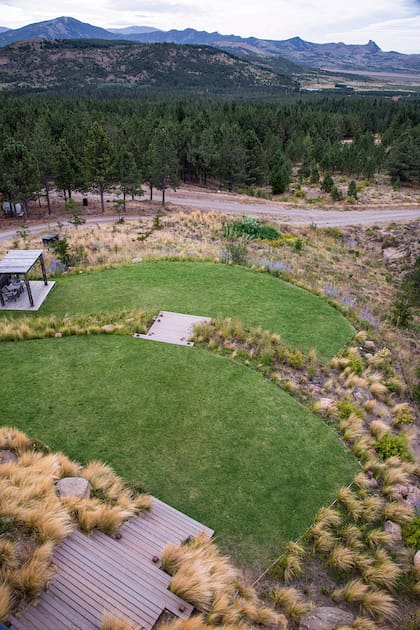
[0,260,357,569]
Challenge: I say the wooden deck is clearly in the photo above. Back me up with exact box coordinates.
[9,498,213,630]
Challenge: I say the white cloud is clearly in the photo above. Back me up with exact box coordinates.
[0,0,419,53]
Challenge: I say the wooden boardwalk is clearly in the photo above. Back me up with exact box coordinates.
[9,498,213,630]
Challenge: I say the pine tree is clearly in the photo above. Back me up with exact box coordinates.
[0,138,41,219]
[84,122,116,213]
[270,149,291,194]
[147,123,180,205]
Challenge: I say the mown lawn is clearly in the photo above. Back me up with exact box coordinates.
[0,335,357,568]
[34,261,353,361]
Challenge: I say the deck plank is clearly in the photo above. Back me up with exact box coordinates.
[9,496,213,630]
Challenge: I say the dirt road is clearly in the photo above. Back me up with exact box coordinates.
[0,188,419,243]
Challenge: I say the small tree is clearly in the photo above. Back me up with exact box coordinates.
[321,172,334,193]
[270,150,291,195]
[347,180,358,200]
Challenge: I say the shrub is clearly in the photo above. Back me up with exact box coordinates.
[271,587,313,620]
[101,612,141,630]
[223,216,281,241]
[403,515,420,548]
[375,432,411,460]
[336,397,365,420]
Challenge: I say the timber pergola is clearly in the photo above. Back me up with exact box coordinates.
[0,249,48,307]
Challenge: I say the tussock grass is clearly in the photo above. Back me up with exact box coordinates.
[315,506,342,528]
[0,427,31,453]
[336,487,364,521]
[101,612,141,630]
[9,541,55,598]
[369,382,389,399]
[333,578,369,602]
[271,586,313,620]
[363,553,401,591]
[351,617,379,630]
[361,589,398,620]
[369,420,389,439]
[365,528,393,548]
[160,615,248,630]
[311,523,338,553]
[0,583,13,623]
[360,495,384,524]
[353,472,372,489]
[383,501,414,525]
[328,544,358,571]
[340,524,364,551]
[162,533,280,627]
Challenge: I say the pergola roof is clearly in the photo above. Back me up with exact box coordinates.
[0,249,48,308]
[0,249,45,275]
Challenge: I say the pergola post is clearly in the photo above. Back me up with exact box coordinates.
[39,253,48,286]
[23,273,34,307]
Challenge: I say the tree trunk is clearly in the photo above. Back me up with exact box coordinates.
[45,179,51,215]
[162,187,165,206]
[123,190,126,213]
[149,184,153,201]
[23,199,29,221]
[99,185,105,213]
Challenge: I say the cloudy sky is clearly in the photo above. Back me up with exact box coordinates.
[1,0,419,53]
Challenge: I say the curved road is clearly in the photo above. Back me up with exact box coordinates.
[0,189,419,242]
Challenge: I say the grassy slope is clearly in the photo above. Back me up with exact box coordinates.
[36,262,353,361]
[0,335,357,568]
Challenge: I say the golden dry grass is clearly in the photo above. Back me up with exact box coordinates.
[0,583,13,623]
[314,506,342,527]
[361,589,398,620]
[333,578,369,602]
[383,501,414,525]
[271,586,313,620]
[161,533,279,627]
[328,545,358,571]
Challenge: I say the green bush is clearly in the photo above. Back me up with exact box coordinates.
[223,216,281,241]
[347,354,364,376]
[375,431,411,460]
[403,515,420,548]
[336,396,365,420]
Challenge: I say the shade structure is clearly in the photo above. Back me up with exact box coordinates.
[0,249,48,307]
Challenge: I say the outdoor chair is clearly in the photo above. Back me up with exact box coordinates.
[2,284,20,301]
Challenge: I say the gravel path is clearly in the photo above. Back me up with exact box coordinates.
[0,189,419,243]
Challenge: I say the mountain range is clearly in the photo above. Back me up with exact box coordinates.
[0,16,419,74]
[0,38,296,91]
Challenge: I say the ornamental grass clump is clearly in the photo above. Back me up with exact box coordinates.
[0,584,13,623]
[332,578,369,602]
[101,612,142,630]
[161,534,282,627]
[271,586,313,620]
[336,487,364,521]
[328,544,359,572]
[360,589,398,621]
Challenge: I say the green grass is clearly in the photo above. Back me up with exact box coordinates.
[32,261,353,360]
[0,335,357,568]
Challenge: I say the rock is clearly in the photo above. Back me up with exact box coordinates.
[56,477,91,499]
[414,551,420,570]
[393,484,420,511]
[131,257,142,263]
[299,606,354,630]
[364,340,376,351]
[54,332,62,338]
[101,324,116,332]
[318,398,335,411]
[382,247,405,262]
[363,353,373,360]
[0,449,18,464]
[384,520,402,542]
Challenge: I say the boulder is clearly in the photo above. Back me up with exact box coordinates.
[131,257,142,263]
[318,398,335,411]
[393,484,420,511]
[54,332,62,338]
[414,550,420,571]
[384,520,402,542]
[0,449,18,464]
[364,340,376,351]
[56,477,91,499]
[299,606,354,630]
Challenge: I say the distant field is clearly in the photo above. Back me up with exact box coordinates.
[33,261,354,361]
[0,336,357,568]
